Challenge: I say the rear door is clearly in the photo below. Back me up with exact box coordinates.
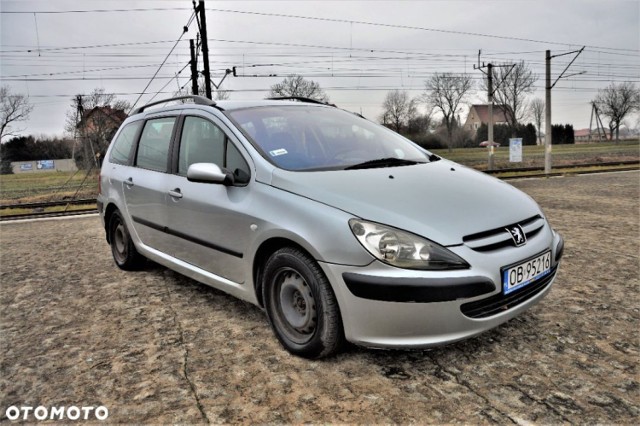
[164,113,254,283]
[123,114,178,253]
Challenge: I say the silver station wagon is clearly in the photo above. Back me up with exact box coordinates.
[98,95,564,358]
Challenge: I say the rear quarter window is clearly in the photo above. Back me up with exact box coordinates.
[109,121,142,165]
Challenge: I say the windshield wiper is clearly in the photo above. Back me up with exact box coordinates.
[344,157,425,170]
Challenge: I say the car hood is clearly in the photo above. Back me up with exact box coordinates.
[270,160,542,246]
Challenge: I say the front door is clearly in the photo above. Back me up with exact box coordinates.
[164,114,254,284]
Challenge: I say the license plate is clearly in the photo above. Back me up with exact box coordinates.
[502,251,551,294]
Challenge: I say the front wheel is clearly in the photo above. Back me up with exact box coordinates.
[108,210,146,270]
[263,247,344,358]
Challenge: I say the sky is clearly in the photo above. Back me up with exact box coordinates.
[1,0,639,138]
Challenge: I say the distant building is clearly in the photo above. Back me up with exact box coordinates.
[77,106,127,136]
[463,104,510,136]
[574,128,609,143]
[76,106,128,164]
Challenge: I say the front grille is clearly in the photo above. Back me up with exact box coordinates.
[463,215,544,252]
[460,266,557,319]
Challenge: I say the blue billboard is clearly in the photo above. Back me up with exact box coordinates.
[37,160,55,170]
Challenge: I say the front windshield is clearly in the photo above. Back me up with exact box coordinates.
[228,105,432,171]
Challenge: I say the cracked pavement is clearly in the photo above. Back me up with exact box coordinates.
[1,171,638,423]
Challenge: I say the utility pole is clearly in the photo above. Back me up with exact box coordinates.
[545,46,585,174]
[594,104,606,141]
[545,50,552,173]
[589,102,606,142]
[197,0,212,99]
[189,39,199,96]
[71,95,83,163]
[487,63,494,170]
[474,52,514,170]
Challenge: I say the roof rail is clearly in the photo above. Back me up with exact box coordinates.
[131,95,216,115]
[267,96,335,107]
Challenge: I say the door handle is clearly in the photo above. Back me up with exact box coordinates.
[124,178,134,187]
[168,188,183,199]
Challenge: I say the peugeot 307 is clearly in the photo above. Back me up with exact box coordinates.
[97,96,564,358]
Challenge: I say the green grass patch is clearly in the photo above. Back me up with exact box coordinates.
[0,170,98,204]
[491,163,639,178]
[431,140,639,170]
[0,141,637,205]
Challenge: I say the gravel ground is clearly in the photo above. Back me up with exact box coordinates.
[1,171,638,424]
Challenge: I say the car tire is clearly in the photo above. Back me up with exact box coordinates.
[263,247,344,359]
[109,210,146,270]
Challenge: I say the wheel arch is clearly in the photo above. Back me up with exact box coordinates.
[252,237,317,308]
[103,202,120,244]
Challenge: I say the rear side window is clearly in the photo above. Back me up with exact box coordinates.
[136,117,176,172]
[109,121,142,165]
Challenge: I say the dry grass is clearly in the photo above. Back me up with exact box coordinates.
[0,141,638,205]
[431,140,639,170]
[0,203,96,217]
[0,170,98,204]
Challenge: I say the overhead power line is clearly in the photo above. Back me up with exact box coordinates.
[128,11,197,113]
[146,62,192,104]
[0,62,187,79]
[1,7,636,53]
[0,8,190,14]
[0,39,182,54]
[207,8,639,53]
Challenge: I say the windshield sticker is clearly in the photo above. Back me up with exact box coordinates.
[269,148,288,157]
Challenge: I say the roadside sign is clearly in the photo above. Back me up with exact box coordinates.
[509,138,522,162]
[37,160,55,170]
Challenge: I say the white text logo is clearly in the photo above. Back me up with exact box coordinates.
[5,406,109,421]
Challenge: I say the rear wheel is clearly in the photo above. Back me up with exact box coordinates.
[263,247,344,358]
[109,210,145,270]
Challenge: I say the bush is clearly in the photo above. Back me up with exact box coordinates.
[408,133,445,150]
[0,160,13,175]
[0,135,74,162]
[552,124,575,144]
[475,123,537,146]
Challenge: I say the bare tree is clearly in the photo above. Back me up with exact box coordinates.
[214,90,230,101]
[0,86,34,142]
[483,62,537,127]
[176,75,231,100]
[424,73,474,151]
[530,98,545,145]
[379,90,417,133]
[594,82,640,141]
[407,112,434,135]
[268,76,329,103]
[65,88,130,168]
[64,88,130,131]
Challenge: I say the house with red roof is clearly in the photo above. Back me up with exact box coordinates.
[463,104,511,136]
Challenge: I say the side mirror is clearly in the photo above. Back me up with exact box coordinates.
[187,163,234,186]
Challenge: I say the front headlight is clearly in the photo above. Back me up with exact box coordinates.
[349,219,469,270]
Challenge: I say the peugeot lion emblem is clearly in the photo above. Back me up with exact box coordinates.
[506,224,526,247]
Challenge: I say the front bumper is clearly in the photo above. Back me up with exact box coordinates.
[319,230,563,349]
